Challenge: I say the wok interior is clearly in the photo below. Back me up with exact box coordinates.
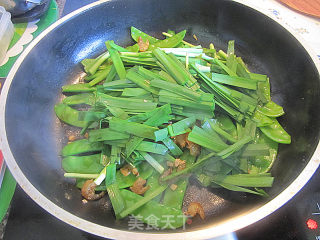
[4,0,320,233]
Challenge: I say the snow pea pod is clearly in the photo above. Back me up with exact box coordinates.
[216,114,237,138]
[116,171,136,189]
[252,110,273,127]
[208,119,237,143]
[148,30,186,50]
[240,144,270,157]
[130,26,159,44]
[116,162,154,188]
[61,139,103,157]
[125,43,140,52]
[162,151,196,209]
[107,182,125,219]
[127,30,186,52]
[78,111,107,122]
[54,103,91,128]
[62,93,95,106]
[260,118,291,144]
[162,178,187,209]
[250,149,278,173]
[89,128,130,142]
[257,101,284,117]
[144,173,162,202]
[249,130,278,173]
[62,83,96,93]
[257,79,270,103]
[62,154,104,174]
[120,189,186,229]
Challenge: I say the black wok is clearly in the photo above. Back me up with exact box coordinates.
[0,0,320,239]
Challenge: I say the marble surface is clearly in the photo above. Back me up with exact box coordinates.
[241,0,320,57]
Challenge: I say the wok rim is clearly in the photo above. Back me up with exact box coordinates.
[1,0,320,239]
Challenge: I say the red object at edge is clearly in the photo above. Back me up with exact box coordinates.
[307,218,318,230]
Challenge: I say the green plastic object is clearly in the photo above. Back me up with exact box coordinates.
[0,0,59,77]
[0,170,16,222]
[0,0,59,222]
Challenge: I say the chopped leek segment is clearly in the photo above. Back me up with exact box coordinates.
[55,27,291,229]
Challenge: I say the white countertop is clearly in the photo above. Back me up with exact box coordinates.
[241,0,320,58]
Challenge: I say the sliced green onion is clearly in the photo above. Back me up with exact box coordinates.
[105,163,117,186]
[162,137,183,156]
[106,41,126,79]
[88,52,110,75]
[139,151,164,174]
[94,166,107,185]
[126,69,159,95]
[136,141,168,155]
[64,173,99,179]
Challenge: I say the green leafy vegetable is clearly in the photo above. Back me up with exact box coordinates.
[62,139,103,156]
[55,27,292,230]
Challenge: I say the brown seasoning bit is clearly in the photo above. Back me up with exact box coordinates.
[130,177,150,195]
[120,165,139,176]
[81,179,105,201]
[186,202,205,220]
[120,165,132,176]
[161,168,173,179]
[174,158,186,172]
[186,140,201,157]
[137,36,149,52]
[186,132,201,157]
[170,184,178,191]
[173,133,188,148]
[167,161,174,167]
[131,167,139,176]
[68,135,77,142]
[177,164,186,172]
[174,132,201,157]
[175,158,185,167]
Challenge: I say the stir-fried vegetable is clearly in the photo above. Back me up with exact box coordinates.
[55,27,291,229]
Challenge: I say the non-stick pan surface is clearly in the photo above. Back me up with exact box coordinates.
[0,0,320,239]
